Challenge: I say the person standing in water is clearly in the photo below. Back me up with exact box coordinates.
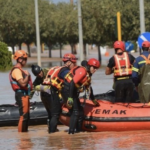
[9,50,32,132]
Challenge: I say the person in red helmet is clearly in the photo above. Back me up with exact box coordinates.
[132,41,150,103]
[48,53,77,133]
[105,41,135,103]
[63,58,100,134]
[9,50,32,132]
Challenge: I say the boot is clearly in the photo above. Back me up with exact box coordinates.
[47,119,50,133]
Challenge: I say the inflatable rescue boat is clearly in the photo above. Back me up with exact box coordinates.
[59,93,150,132]
[0,90,139,127]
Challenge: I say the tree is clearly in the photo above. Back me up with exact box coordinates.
[0,41,12,71]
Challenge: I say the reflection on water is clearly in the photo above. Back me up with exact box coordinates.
[0,125,150,150]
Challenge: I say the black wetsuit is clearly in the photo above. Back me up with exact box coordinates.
[49,67,69,133]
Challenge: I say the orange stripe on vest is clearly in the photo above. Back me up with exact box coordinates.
[114,52,132,76]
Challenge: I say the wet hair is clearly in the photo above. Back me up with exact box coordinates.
[81,60,88,67]
[81,60,90,72]
[142,47,149,51]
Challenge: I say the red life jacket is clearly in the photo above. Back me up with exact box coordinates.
[114,52,132,77]
[43,66,60,85]
[9,66,33,94]
[50,66,65,90]
[65,66,91,92]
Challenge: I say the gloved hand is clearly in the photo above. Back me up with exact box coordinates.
[34,85,41,91]
[66,97,73,109]
[92,99,100,106]
[34,85,51,94]
[43,78,50,85]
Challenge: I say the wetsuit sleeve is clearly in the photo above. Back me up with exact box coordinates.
[132,58,140,87]
[128,54,135,65]
[107,56,115,68]
[29,77,42,99]
[69,80,75,98]
[73,67,87,84]
[90,86,95,100]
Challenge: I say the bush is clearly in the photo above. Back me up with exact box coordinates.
[0,41,12,71]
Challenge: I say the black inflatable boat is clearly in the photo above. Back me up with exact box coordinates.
[0,102,47,127]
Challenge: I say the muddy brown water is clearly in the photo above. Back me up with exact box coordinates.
[1,66,149,150]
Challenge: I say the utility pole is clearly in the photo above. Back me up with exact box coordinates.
[77,0,84,64]
[139,0,145,34]
[139,0,145,54]
[34,0,41,66]
[70,0,73,4]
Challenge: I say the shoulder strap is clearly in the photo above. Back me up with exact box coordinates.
[73,66,81,75]
[140,54,150,64]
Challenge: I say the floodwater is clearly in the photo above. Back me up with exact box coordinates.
[1,125,150,150]
[1,63,150,150]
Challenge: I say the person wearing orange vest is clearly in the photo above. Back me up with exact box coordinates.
[9,50,32,132]
[132,41,150,103]
[48,53,77,133]
[105,41,135,103]
[63,58,100,134]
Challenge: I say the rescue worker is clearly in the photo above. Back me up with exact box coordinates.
[132,41,150,103]
[9,50,32,132]
[105,41,135,103]
[29,65,51,132]
[49,53,76,133]
[63,58,100,134]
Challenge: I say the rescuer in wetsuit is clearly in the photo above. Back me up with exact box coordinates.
[30,65,52,132]
[63,58,100,134]
[132,41,150,103]
[9,50,32,132]
[49,53,77,133]
[105,41,135,103]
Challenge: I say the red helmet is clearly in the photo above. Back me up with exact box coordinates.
[62,53,77,63]
[142,41,150,48]
[113,41,125,51]
[87,58,100,68]
[14,50,28,60]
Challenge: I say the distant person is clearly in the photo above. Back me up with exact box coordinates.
[9,50,32,132]
[132,41,150,103]
[105,41,134,103]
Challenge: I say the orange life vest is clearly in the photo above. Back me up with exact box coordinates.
[43,66,60,85]
[140,54,150,64]
[9,66,33,94]
[65,66,91,92]
[49,66,65,90]
[114,52,132,77]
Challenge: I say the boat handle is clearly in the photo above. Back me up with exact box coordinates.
[0,108,7,112]
[30,106,35,110]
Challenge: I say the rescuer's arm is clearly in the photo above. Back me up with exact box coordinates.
[89,86,100,106]
[105,67,114,75]
[105,57,115,75]
[12,69,30,87]
[132,59,140,90]
[66,68,86,109]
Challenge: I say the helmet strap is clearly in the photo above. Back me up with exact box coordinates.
[17,58,24,66]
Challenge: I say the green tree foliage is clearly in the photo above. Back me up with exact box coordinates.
[0,0,149,58]
[0,41,12,71]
